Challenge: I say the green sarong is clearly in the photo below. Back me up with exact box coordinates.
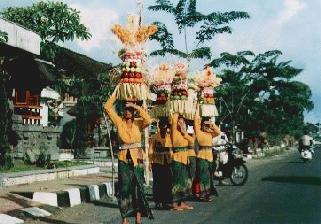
[171,160,191,202]
[118,156,152,218]
[196,158,214,198]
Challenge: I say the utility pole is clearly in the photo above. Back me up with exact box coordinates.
[136,0,150,185]
[102,104,117,201]
[138,0,144,26]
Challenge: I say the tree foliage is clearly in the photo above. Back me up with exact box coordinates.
[0,31,8,43]
[57,68,119,155]
[1,1,91,61]
[214,50,314,142]
[149,0,249,61]
[0,67,13,169]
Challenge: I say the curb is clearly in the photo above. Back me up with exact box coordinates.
[0,205,61,224]
[251,146,293,159]
[0,165,100,187]
[14,181,115,208]
[3,181,116,223]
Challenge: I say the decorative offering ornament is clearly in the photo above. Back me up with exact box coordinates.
[167,62,196,119]
[194,66,222,117]
[150,63,174,118]
[111,14,158,101]
[151,63,174,105]
[111,14,157,48]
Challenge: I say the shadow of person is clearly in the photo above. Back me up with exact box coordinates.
[261,176,321,186]
[93,200,119,208]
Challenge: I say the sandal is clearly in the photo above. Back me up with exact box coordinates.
[198,195,213,202]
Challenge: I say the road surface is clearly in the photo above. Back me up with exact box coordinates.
[25,148,321,224]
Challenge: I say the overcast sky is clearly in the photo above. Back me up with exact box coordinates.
[1,0,320,123]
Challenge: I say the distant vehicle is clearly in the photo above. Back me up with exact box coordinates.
[301,147,313,162]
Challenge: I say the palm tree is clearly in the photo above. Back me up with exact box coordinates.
[149,0,250,62]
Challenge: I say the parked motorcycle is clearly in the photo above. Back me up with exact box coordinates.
[213,143,248,186]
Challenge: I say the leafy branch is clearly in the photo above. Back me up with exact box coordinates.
[148,0,250,61]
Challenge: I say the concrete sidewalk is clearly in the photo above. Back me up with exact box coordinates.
[2,172,113,194]
[0,193,43,214]
[0,192,62,224]
[0,173,116,224]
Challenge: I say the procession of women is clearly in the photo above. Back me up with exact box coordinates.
[104,14,224,224]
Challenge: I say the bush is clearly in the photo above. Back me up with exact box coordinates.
[23,152,32,165]
[36,146,50,168]
[36,151,47,167]
[45,154,56,169]
[0,145,14,169]
[266,135,283,146]
[60,119,76,149]
[3,153,14,169]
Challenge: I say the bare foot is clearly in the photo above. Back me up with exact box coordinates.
[181,202,194,210]
[135,212,142,224]
[171,203,184,211]
[121,218,129,224]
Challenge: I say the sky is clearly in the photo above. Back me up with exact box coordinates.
[0,0,320,123]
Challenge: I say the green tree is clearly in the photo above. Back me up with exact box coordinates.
[0,64,14,169]
[305,123,319,135]
[58,69,119,157]
[0,31,14,168]
[1,1,92,160]
[149,0,249,61]
[0,31,8,43]
[213,50,314,143]
[211,51,257,141]
[1,1,91,61]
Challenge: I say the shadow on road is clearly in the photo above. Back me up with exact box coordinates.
[93,200,119,208]
[288,161,305,164]
[0,193,32,207]
[31,217,77,224]
[261,176,321,186]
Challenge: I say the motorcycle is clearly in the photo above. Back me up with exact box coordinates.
[213,143,248,186]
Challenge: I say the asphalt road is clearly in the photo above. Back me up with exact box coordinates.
[26,148,321,224]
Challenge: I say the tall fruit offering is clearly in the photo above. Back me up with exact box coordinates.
[150,63,174,118]
[111,15,157,102]
[168,62,196,119]
[194,66,222,117]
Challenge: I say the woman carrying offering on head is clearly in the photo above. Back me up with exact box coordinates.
[194,107,221,202]
[149,117,173,209]
[104,92,153,224]
[171,113,194,211]
[186,124,197,195]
